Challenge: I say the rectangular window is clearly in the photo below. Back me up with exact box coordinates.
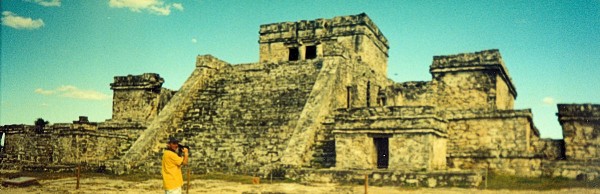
[289,47,299,61]
[366,81,371,107]
[346,86,352,108]
[305,45,317,59]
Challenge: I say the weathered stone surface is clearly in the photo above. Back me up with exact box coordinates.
[1,13,599,185]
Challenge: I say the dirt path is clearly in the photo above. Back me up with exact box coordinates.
[1,177,599,194]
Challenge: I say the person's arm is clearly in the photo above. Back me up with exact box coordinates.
[182,148,189,165]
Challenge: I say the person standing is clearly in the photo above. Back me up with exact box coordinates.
[162,137,189,194]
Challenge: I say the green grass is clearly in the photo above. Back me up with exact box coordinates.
[485,173,600,190]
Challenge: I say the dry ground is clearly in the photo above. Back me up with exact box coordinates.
[0,177,600,194]
[1,176,600,194]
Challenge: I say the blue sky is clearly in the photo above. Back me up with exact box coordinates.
[1,0,599,139]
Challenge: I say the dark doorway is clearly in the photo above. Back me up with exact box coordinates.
[289,47,299,61]
[305,45,317,59]
[374,137,389,169]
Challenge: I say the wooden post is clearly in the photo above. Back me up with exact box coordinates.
[485,167,488,190]
[76,165,81,189]
[364,174,368,194]
[186,167,191,194]
[270,169,273,184]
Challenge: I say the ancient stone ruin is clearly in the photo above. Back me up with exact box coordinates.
[1,13,599,187]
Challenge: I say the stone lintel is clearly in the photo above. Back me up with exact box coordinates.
[332,128,447,137]
[334,115,446,122]
[444,109,533,120]
[334,106,438,118]
[430,49,517,98]
[448,153,540,159]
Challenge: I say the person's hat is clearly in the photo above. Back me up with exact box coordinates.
[168,137,180,144]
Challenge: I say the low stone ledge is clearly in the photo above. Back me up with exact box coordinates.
[542,160,600,180]
[297,169,483,188]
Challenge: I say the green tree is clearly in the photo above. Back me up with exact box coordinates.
[34,118,49,134]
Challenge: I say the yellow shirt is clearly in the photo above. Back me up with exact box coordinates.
[161,150,183,190]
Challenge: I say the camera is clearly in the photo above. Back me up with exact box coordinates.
[177,144,191,157]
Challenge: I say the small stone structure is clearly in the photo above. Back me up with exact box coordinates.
[1,13,599,186]
[557,104,600,161]
[110,73,174,123]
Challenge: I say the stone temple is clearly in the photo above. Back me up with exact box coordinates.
[1,13,599,187]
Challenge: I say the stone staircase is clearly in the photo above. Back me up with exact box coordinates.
[108,55,229,174]
[174,60,321,175]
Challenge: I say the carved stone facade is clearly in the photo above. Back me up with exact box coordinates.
[1,13,598,186]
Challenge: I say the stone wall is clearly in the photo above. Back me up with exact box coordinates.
[334,133,377,169]
[444,109,550,175]
[0,125,53,167]
[432,70,497,110]
[0,122,144,171]
[495,74,514,109]
[390,81,433,106]
[557,104,600,161]
[51,122,144,165]
[445,109,535,157]
[532,138,565,160]
[388,133,446,171]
